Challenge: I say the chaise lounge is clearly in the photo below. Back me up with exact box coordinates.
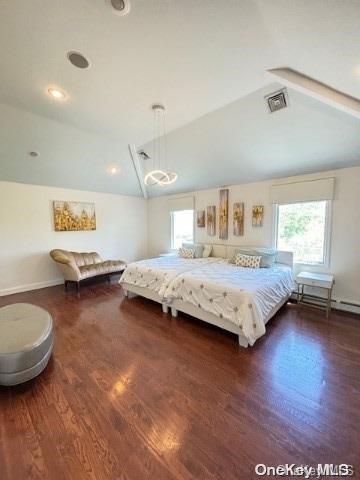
[50,249,126,293]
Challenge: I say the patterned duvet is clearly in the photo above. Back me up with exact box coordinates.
[120,256,221,299]
[164,261,294,345]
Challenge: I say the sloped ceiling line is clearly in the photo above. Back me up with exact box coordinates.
[267,68,360,120]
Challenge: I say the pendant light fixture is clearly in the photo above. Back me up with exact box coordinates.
[144,104,177,187]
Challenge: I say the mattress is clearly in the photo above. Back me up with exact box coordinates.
[119,256,221,300]
[163,260,294,345]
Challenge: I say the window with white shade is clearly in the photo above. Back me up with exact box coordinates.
[171,210,194,249]
[276,201,330,265]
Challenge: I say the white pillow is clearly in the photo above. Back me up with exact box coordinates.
[234,253,261,268]
[202,244,213,258]
[178,247,195,259]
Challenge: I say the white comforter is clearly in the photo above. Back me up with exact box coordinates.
[164,261,294,345]
[120,256,220,299]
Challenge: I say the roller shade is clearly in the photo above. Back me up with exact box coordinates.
[270,177,335,204]
[168,196,194,212]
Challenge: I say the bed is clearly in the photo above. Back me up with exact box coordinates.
[164,248,294,347]
[120,255,221,313]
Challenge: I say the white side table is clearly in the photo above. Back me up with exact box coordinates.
[296,271,335,317]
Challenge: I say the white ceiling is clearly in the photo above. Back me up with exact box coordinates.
[0,0,359,196]
[142,83,360,196]
[0,103,140,196]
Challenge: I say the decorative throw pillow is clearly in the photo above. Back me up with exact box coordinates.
[178,247,195,259]
[182,243,204,258]
[230,247,276,268]
[202,244,213,258]
[234,253,261,268]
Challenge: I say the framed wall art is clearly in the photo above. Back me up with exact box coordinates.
[197,210,205,228]
[207,206,216,236]
[233,202,244,236]
[252,205,264,227]
[53,201,96,231]
[219,189,229,239]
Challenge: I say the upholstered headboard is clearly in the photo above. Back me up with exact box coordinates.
[211,244,227,258]
[197,243,293,268]
[274,250,293,267]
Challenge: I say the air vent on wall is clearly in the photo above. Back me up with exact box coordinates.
[265,88,289,113]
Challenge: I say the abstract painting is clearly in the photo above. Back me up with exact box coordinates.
[252,205,264,227]
[219,189,229,239]
[207,206,216,236]
[233,202,244,236]
[197,210,205,228]
[53,201,96,231]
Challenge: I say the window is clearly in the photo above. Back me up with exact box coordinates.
[276,201,330,265]
[171,210,194,249]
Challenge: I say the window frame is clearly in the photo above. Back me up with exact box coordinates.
[273,200,332,267]
[170,209,195,250]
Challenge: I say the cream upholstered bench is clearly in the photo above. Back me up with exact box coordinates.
[0,303,54,386]
[50,249,126,293]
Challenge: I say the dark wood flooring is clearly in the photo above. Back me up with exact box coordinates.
[0,283,359,480]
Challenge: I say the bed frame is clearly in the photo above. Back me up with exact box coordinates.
[122,282,169,313]
[170,294,290,347]
[169,248,293,347]
[122,248,293,347]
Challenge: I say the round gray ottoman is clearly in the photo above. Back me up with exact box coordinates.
[0,303,54,386]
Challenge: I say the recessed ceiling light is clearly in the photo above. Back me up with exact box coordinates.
[67,51,90,69]
[106,0,131,16]
[107,165,121,175]
[47,87,66,100]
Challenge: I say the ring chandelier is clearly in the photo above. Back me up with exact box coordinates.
[144,104,177,187]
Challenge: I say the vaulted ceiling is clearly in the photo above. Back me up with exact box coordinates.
[0,0,359,196]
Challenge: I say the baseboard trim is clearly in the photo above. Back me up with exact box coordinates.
[290,293,360,315]
[1,282,359,316]
[0,279,64,297]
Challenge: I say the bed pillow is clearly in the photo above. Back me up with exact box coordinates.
[230,247,276,268]
[202,244,213,258]
[182,243,204,258]
[234,253,261,268]
[178,247,195,259]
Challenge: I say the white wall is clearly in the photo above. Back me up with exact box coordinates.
[2,167,360,307]
[148,167,360,307]
[0,181,147,295]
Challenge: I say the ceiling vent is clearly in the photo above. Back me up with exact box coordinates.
[107,0,131,16]
[265,88,289,113]
[137,149,150,161]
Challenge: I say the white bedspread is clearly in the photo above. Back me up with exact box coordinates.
[164,261,294,345]
[120,256,220,299]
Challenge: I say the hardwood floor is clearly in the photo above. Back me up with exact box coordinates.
[0,283,359,480]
